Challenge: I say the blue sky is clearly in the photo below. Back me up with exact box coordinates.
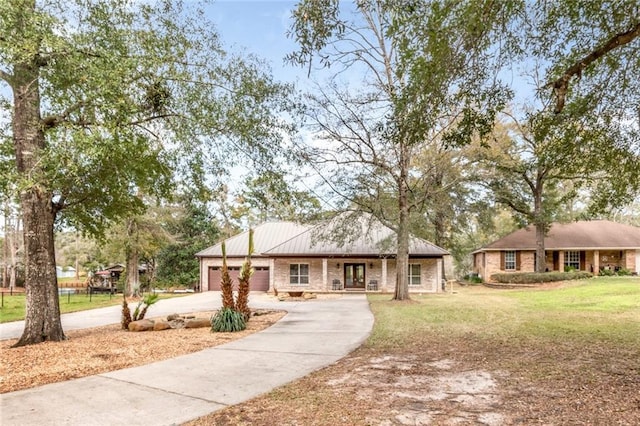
[205,1,304,85]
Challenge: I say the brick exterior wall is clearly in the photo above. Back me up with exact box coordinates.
[271,257,441,293]
[474,248,639,281]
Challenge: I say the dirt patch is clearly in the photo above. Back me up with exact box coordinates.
[186,335,640,426]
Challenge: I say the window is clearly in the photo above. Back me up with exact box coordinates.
[289,264,309,285]
[408,264,421,285]
[565,251,580,271]
[504,251,516,270]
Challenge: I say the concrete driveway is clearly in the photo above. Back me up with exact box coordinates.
[0,292,373,426]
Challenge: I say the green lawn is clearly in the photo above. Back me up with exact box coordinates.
[367,276,640,349]
[0,291,188,323]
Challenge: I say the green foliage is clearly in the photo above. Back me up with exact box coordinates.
[211,307,246,333]
[156,196,220,287]
[490,271,593,284]
[1,0,296,239]
[462,274,483,284]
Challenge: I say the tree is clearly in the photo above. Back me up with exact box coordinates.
[231,171,323,225]
[156,195,220,288]
[476,2,640,272]
[287,0,510,299]
[1,0,294,346]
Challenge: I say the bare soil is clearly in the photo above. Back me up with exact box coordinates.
[186,326,640,425]
[0,310,285,393]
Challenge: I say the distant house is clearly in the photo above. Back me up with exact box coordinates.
[56,266,76,279]
[472,220,640,280]
[196,217,449,293]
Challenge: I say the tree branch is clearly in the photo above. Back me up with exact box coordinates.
[41,101,86,129]
[549,22,640,114]
[0,69,13,83]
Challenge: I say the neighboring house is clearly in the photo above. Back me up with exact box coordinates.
[93,264,147,286]
[196,217,449,293]
[473,220,640,280]
[56,266,76,279]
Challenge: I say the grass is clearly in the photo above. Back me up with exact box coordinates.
[0,291,187,323]
[366,276,640,349]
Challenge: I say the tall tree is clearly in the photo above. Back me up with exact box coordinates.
[477,2,640,272]
[231,171,323,225]
[1,0,294,346]
[287,0,511,299]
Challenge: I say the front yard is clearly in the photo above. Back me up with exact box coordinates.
[187,277,640,425]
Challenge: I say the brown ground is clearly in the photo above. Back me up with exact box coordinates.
[185,337,640,426]
[0,310,285,394]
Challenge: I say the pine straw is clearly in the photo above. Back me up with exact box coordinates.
[0,310,285,393]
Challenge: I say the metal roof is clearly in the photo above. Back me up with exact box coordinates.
[263,215,449,257]
[197,216,449,258]
[195,221,310,257]
[474,220,640,252]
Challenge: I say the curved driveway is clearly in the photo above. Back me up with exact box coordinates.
[1,292,374,426]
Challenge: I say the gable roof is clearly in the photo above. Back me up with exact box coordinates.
[195,221,310,257]
[263,215,448,257]
[476,220,640,252]
[197,216,449,258]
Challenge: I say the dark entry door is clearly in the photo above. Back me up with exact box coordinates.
[344,263,365,289]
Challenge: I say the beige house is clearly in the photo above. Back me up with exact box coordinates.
[472,220,640,281]
[196,218,449,293]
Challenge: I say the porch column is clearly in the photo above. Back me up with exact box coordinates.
[322,258,328,290]
[269,258,275,293]
[593,250,599,275]
[558,251,565,272]
[381,258,388,290]
[436,258,442,293]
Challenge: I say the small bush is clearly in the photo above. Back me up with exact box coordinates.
[462,273,483,284]
[211,307,246,332]
[599,268,615,276]
[490,271,593,284]
[616,268,631,276]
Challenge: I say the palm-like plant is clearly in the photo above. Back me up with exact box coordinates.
[235,229,253,320]
[220,241,235,309]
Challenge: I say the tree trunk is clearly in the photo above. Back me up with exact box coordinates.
[2,204,8,288]
[126,218,140,296]
[393,145,411,301]
[533,184,547,273]
[12,58,65,346]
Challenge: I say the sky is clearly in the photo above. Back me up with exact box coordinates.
[204,1,306,86]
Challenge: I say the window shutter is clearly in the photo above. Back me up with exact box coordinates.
[500,252,505,270]
[516,251,521,271]
[580,251,586,271]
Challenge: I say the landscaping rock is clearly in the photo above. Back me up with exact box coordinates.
[169,318,185,329]
[184,318,210,329]
[128,319,154,332]
[303,292,317,299]
[167,313,180,321]
[153,320,171,331]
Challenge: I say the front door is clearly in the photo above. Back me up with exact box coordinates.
[344,263,365,289]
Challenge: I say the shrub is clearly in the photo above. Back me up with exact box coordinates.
[211,307,246,332]
[462,273,483,284]
[490,271,593,284]
[616,268,632,276]
[599,268,615,276]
